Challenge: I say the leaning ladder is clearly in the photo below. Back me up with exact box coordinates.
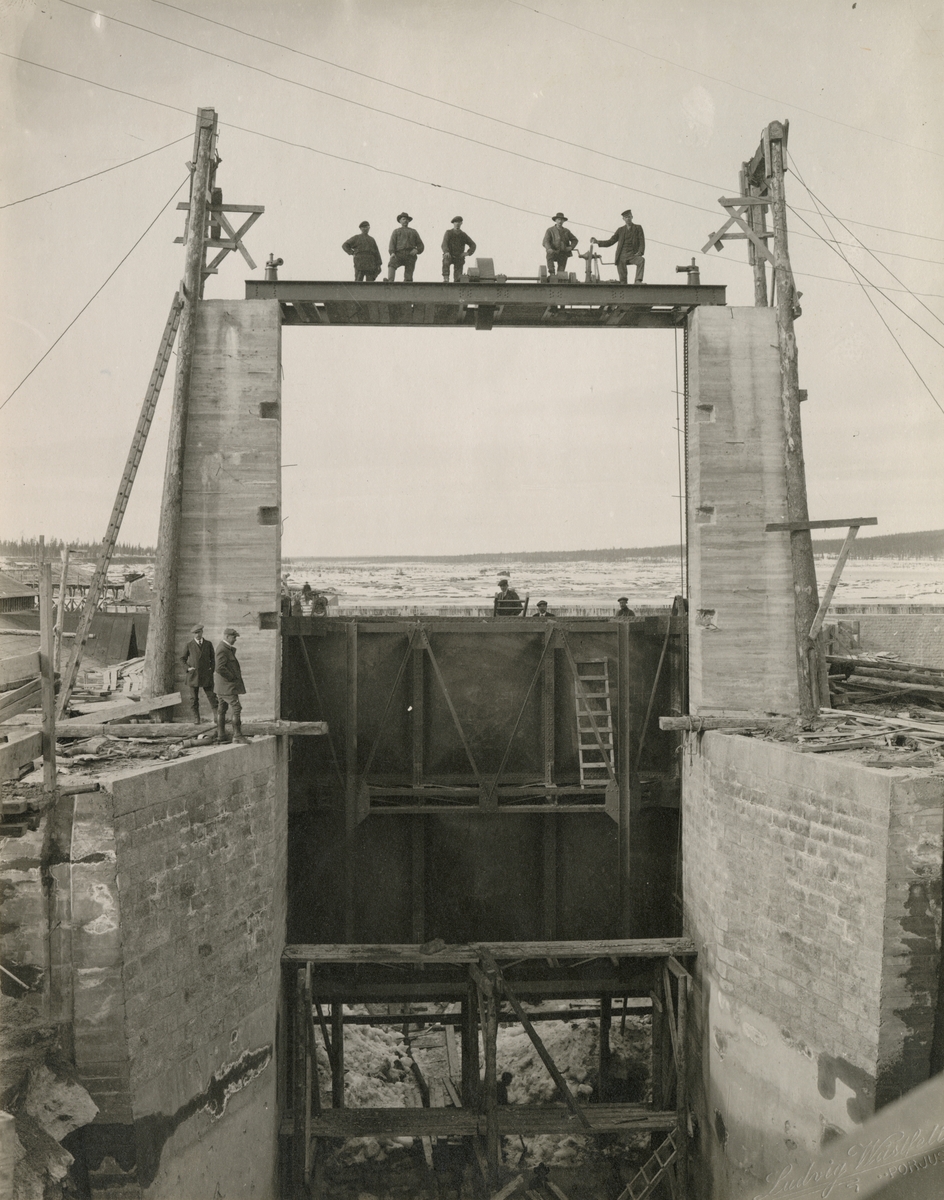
[57,293,184,716]
[574,659,615,786]
[618,1129,678,1200]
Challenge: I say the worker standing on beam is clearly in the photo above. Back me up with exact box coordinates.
[543,212,578,276]
[387,212,424,282]
[494,578,524,617]
[341,220,382,282]
[591,208,646,283]
[441,215,476,282]
[214,627,248,744]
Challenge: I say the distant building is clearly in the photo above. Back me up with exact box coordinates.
[0,570,38,614]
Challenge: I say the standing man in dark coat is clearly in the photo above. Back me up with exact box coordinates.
[441,216,476,282]
[543,212,578,275]
[214,627,248,744]
[387,212,424,281]
[615,597,636,620]
[180,623,217,723]
[591,209,646,283]
[342,220,382,282]
[494,579,524,617]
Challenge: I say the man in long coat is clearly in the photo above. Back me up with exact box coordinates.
[342,220,382,282]
[387,212,424,281]
[591,208,646,283]
[214,627,248,744]
[180,623,217,723]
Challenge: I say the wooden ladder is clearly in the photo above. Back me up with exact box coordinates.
[618,1129,678,1200]
[574,659,614,786]
[57,293,183,716]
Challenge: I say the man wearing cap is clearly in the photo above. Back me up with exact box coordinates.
[341,220,382,282]
[532,600,555,618]
[387,212,424,282]
[441,216,476,282]
[214,627,248,744]
[494,578,524,617]
[180,624,217,724]
[543,212,579,276]
[591,209,645,283]
[615,598,636,620]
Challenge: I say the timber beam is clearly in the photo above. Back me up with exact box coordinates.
[48,720,328,739]
[284,938,695,965]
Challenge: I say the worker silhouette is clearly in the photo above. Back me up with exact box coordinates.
[494,579,524,617]
[441,216,476,282]
[591,208,646,283]
[387,212,424,282]
[615,597,636,620]
[341,220,382,282]
[543,212,578,276]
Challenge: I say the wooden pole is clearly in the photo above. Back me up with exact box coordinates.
[39,563,57,793]
[145,108,217,700]
[344,621,358,942]
[54,547,70,675]
[331,1002,345,1108]
[767,121,821,721]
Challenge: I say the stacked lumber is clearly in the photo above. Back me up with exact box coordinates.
[827,654,944,710]
[796,709,944,765]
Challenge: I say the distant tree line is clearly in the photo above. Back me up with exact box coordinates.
[810,528,943,559]
[0,537,155,560]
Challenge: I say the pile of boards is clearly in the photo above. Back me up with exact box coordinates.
[828,653,944,710]
[796,708,944,766]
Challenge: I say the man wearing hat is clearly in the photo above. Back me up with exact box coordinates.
[441,216,476,283]
[615,597,636,620]
[494,578,524,617]
[214,627,248,744]
[341,220,382,282]
[387,212,425,282]
[591,209,646,283]
[543,212,579,276]
[180,624,217,723]
[532,600,555,618]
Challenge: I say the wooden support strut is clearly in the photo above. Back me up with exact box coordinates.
[39,563,57,792]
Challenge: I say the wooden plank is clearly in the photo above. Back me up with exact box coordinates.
[461,989,479,1107]
[0,729,43,780]
[0,653,39,689]
[412,817,425,945]
[292,968,308,1192]
[809,527,861,641]
[56,692,182,728]
[599,995,612,1100]
[765,517,877,532]
[412,642,425,786]
[345,622,358,942]
[331,1003,344,1108]
[39,564,57,791]
[542,816,557,940]
[658,715,792,731]
[289,1104,675,1137]
[444,1024,460,1083]
[284,938,697,965]
[50,720,327,738]
[0,679,41,720]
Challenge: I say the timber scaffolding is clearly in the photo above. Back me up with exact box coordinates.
[282,941,694,1197]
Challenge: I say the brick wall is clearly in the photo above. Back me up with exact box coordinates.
[68,739,287,1199]
[682,732,943,1199]
[829,608,944,669]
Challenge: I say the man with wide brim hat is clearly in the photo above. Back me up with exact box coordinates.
[591,208,645,283]
[342,219,382,282]
[441,215,476,283]
[180,622,217,724]
[543,211,579,276]
[387,212,425,282]
[214,627,248,744]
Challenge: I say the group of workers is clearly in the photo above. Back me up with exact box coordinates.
[180,624,248,742]
[494,578,636,620]
[341,208,645,284]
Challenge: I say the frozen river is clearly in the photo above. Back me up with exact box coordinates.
[283,555,944,613]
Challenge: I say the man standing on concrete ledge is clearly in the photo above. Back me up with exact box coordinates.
[494,578,524,617]
[387,212,424,281]
[591,209,645,283]
[615,597,636,620]
[180,623,217,724]
[214,627,248,744]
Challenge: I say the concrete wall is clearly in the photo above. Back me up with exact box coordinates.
[682,732,943,1199]
[176,299,282,719]
[829,606,944,668]
[687,307,798,715]
[63,739,287,1199]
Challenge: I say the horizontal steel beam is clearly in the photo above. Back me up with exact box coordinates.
[245,278,725,329]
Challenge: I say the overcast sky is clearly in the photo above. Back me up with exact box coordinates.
[1,0,942,556]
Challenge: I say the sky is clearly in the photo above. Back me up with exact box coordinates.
[1,0,942,557]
